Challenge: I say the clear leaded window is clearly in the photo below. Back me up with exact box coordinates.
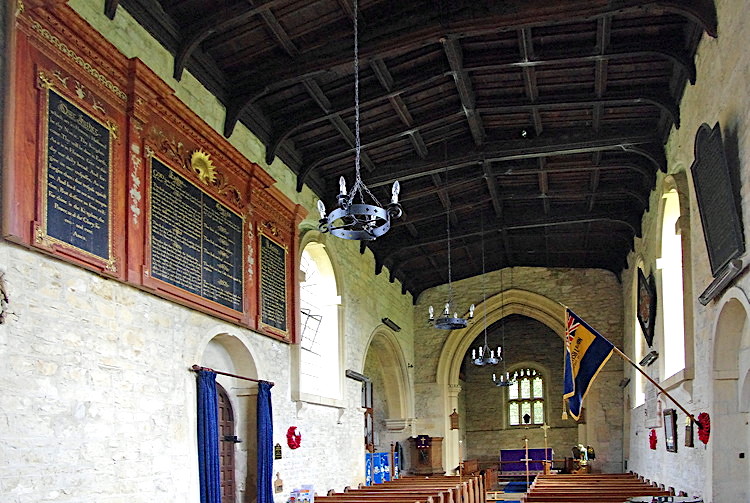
[507,368,544,426]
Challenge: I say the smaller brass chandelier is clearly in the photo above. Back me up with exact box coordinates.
[428,162,473,330]
[316,0,401,240]
[493,370,515,387]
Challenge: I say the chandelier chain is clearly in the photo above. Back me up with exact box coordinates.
[445,163,454,307]
[347,0,382,209]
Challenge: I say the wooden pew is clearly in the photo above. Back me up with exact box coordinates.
[522,473,671,503]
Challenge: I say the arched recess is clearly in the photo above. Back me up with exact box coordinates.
[364,326,413,420]
[197,332,260,503]
[436,288,566,470]
[710,288,750,502]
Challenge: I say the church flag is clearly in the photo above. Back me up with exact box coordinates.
[563,308,614,420]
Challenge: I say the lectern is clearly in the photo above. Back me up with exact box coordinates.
[408,435,444,475]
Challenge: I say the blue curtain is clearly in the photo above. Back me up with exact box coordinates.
[197,370,221,503]
[257,381,274,503]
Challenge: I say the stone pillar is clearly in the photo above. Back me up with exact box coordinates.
[444,384,462,473]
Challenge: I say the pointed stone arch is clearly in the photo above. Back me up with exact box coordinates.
[435,288,566,471]
[437,288,566,387]
[364,325,413,423]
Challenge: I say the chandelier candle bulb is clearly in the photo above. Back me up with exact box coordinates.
[339,176,346,195]
[469,304,475,318]
[391,181,400,204]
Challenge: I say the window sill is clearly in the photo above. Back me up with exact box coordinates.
[293,391,345,409]
[661,367,694,392]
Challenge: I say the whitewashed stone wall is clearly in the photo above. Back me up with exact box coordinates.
[623,0,750,500]
[0,2,416,503]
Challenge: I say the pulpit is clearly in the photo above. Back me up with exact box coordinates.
[408,435,444,475]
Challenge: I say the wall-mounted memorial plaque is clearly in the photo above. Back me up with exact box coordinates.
[41,86,113,265]
[149,157,244,312]
[691,123,745,275]
[259,233,288,333]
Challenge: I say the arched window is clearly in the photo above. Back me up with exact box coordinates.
[299,241,341,400]
[507,368,545,426]
[658,189,685,379]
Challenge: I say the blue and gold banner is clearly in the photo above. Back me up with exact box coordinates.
[563,308,614,420]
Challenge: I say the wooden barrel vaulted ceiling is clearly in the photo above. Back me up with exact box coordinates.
[110,0,717,299]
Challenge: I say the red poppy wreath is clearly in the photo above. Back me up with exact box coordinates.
[286,426,302,449]
[697,412,711,444]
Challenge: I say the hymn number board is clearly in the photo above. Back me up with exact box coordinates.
[149,157,244,313]
[41,86,115,269]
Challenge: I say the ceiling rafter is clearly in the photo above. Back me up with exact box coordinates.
[442,37,485,146]
[263,46,689,162]
[364,129,664,188]
[221,0,714,137]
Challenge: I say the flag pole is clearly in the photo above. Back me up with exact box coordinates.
[610,345,700,427]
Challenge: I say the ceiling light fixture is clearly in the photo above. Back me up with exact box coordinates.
[429,155,473,330]
[316,0,401,240]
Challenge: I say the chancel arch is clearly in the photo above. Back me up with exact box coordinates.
[363,326,414,456]
[197,332,260,503]
[436,287,566,471]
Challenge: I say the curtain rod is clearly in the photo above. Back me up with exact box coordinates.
[191,364,274,387]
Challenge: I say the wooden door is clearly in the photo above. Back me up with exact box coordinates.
[217,384,236,503]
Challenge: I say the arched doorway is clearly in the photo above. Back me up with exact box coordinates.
[711,291,750,501]
[199,333,259,503]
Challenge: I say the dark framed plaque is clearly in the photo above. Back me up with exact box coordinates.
[259,233,288,334]
[691,123,745,276]
[637,268,656,347]
[664,409,677,452]
[39,83,115,270]
[149,157,244,312]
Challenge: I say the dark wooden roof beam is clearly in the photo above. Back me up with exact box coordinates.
[328,116,376,172]
[537,158,550,215]
[409,132,429,159]
[366,129,663,188]
[260,9,299,56]
[265,71,449,163]
[442,37,485,146]
[483,161,503,217]
[371,57,394,92]
[263,47,687,158]
[379,210,641,267]
[104,0,120,19]
[297,111,465,190]
[172,0,298,80]
[225,0,715,100]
